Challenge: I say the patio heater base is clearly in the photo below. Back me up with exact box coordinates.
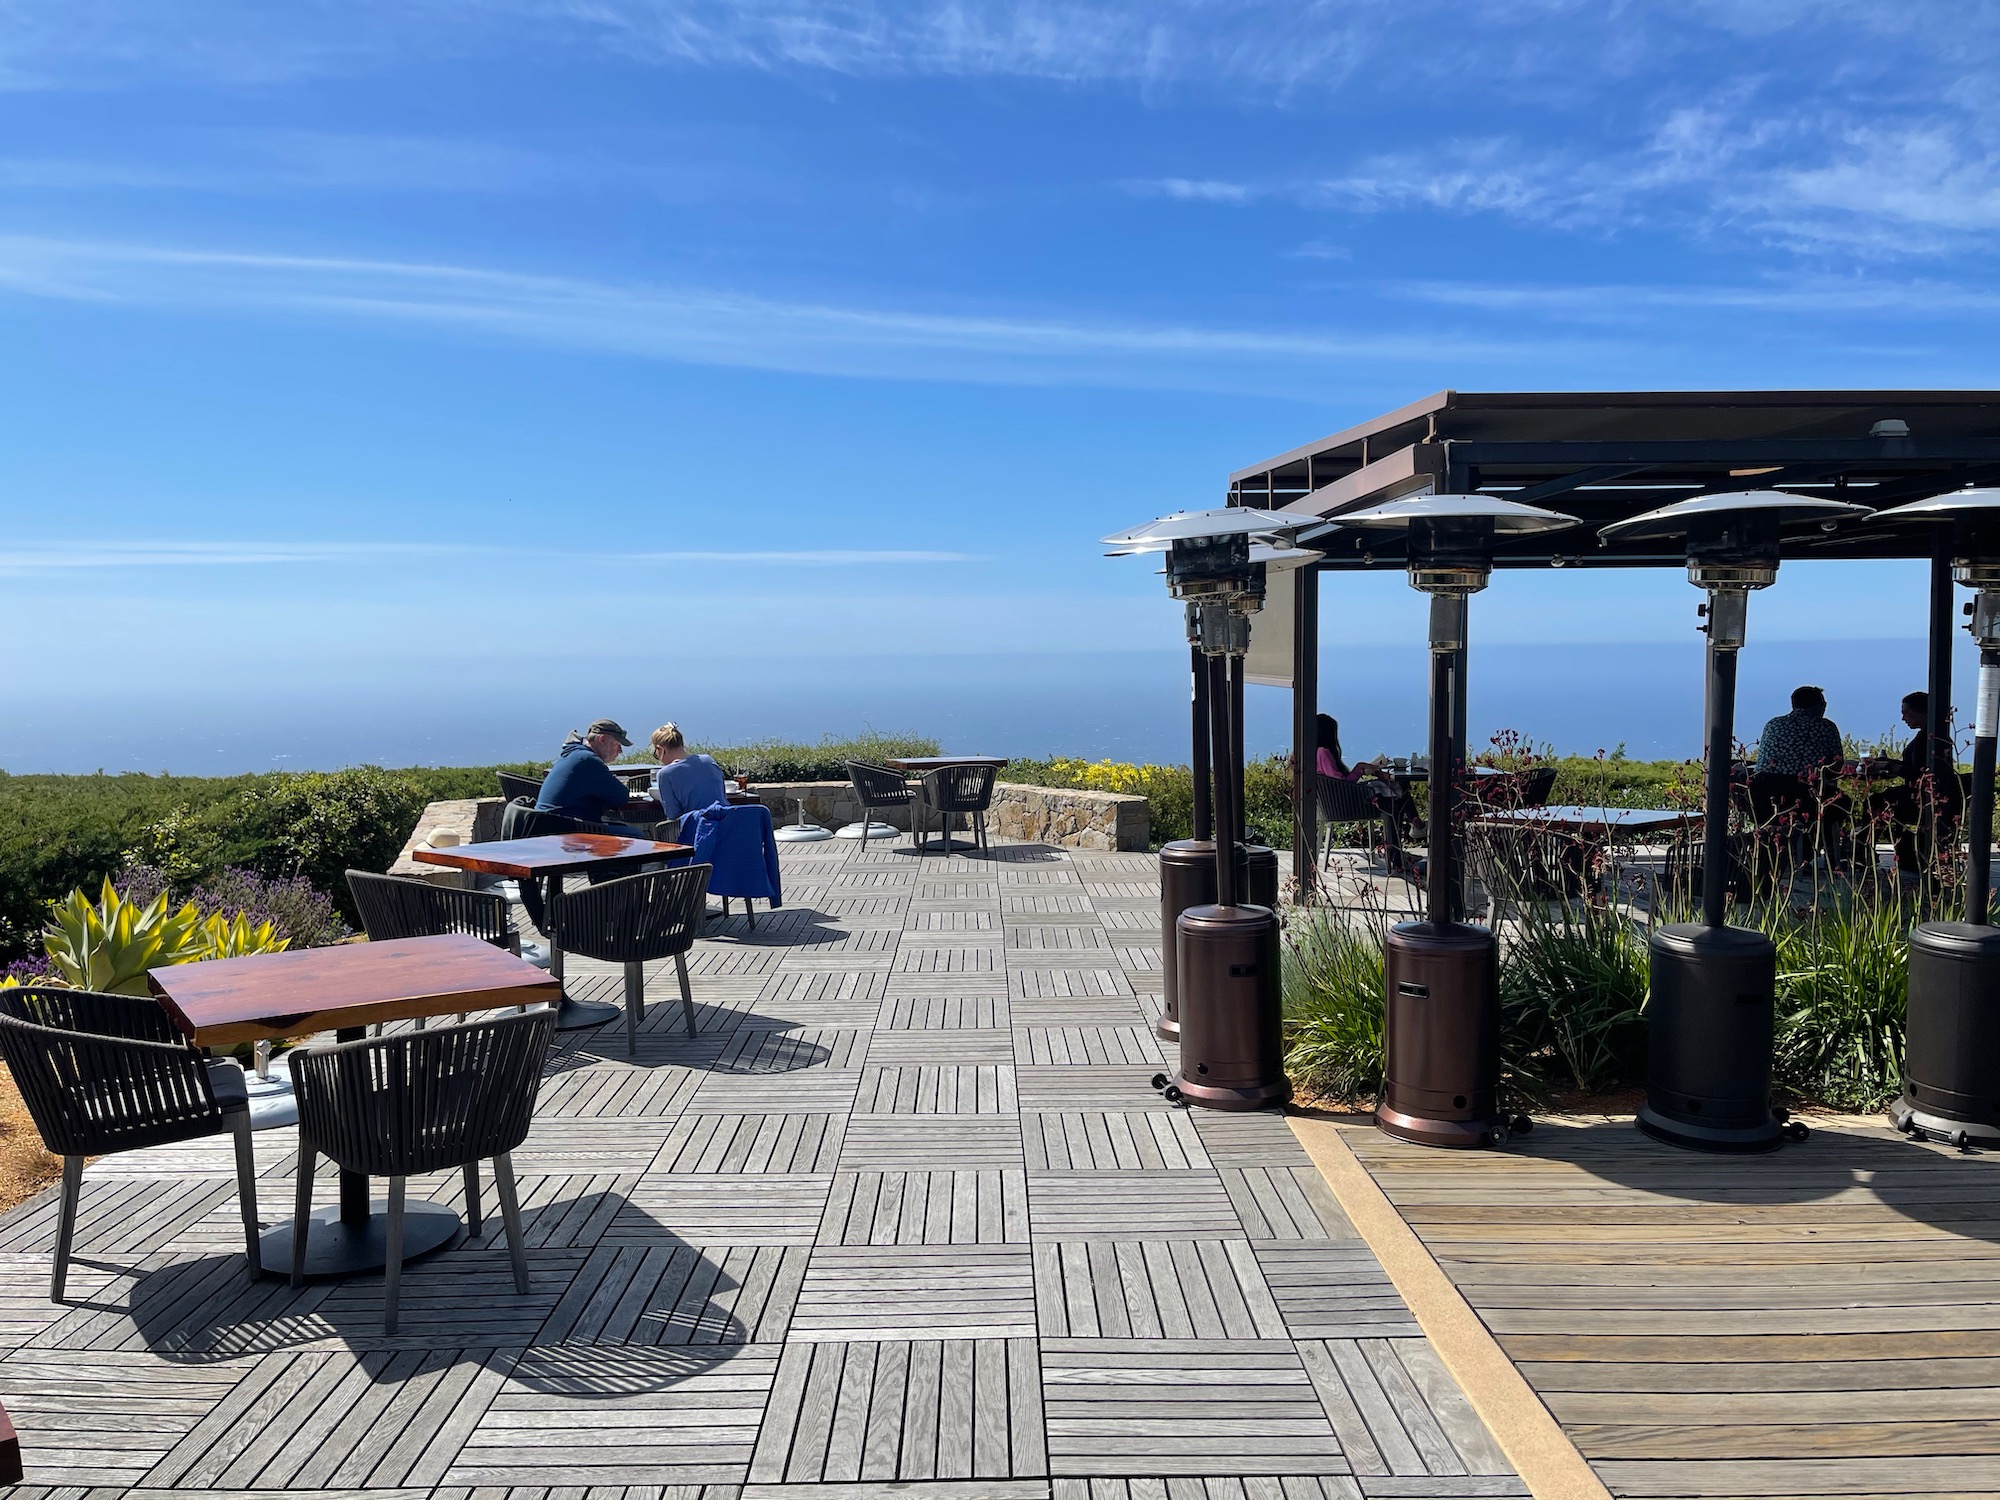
[1176,903,1289,1111]
[1639,923,1786,1154]
[1157,841,1253,1041]
[1891,921,2000,1147]
[1378,921,1508,1150]
[1243,844,1279,909]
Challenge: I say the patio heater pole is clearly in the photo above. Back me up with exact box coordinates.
[1699,596,1741,931]
[1969,631,1997,924]
[1426,601,1459,928]
[1190,633,1213,844]
[1230,652,1280,909]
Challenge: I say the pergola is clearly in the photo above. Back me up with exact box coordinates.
[1226,389,2000,892]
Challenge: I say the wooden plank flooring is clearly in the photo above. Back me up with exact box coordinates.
[1346,1116,2000,1497]
[0,840,1517,1500]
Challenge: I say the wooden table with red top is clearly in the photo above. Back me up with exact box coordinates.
[414,831,690,1032]
[149,933,560,1279]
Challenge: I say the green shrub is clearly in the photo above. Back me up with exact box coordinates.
[1499,901,1649,1097]
[673,732,939,784]
[228,768,430,917]
[1768,896,1911,1111]
[1281,907,1388,1100]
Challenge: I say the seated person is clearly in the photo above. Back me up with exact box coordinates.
[1867,690,1961,871]
[1314,713,1416,841]
[650,722,730,821]
[1754,685,1844,781]
[535,718,643,827]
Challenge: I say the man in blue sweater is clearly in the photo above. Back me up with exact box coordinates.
[535,719,641,826]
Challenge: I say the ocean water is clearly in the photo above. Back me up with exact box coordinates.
[0,639,1972,775]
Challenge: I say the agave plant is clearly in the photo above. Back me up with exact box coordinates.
[41,879,211,995]
[197,909,290,962]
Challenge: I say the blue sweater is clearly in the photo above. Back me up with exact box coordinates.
[535,740,632,822]
[652,754,729,821]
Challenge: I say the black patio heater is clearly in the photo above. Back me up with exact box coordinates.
[1101,509,1320,1107]
[1873,490,2000,1148]
[1599,490,1870,1152]
[1333,495,1578,1149]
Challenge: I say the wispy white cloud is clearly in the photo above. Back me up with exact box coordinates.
[0,539,979,574]
[0,232,1548,389]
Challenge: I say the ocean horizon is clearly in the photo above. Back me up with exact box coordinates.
[0,637,1972,777]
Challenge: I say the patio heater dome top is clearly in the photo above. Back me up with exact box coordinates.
[1100,506,1306,553]
[1332,494,1581,535]
[1596,490,1872,545]
[1868,487,2000,523]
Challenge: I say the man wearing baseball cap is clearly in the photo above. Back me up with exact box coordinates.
[534,718,642,826]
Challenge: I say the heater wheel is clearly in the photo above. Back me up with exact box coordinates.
[1783,1121,1810,1143]
[1483,1124,1510,1149]
[1150,1073,1171,1092]
[1510,1114,1534,1136]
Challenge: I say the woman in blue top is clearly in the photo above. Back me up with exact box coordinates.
[649,723,730,820]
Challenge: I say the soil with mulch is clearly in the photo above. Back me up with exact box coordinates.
[0,1067,58,1214]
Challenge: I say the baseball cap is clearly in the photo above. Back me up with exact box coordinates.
[586,718,632,746]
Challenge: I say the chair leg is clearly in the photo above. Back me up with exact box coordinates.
[290,1147,317,1288]
[675,950,697,1036]
[493,1152,529,1295]
[625,960,645,1057]
[230,1111,261,1280]
[383,1177,406,1336]
[51,1154,83,1301]
[744,900,756,930]
[463,1160,483,1238]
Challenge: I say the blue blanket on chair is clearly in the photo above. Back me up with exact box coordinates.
[677,801,783,905]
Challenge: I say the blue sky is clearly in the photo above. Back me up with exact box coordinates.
[5,2,1999,770]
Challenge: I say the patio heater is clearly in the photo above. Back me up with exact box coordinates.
[1102,510,1319,1107]
[1152,546,1306,1040]
[1334,495,1577,1149]
[1599,491,1870,1153]
[1871,490,2000,1148]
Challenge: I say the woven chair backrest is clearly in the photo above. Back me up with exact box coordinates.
[0,986,183,1043]
[346,870,510,947]
[1519,767,1559,808]
[920,763,997,814]
[289,1009,555,1178]
[546,863,711,965]
[1314,773,1377,823]
[496,771,545,803]
[847,761,915,806]
[0,1011,220,1157]
[501,799,622,841]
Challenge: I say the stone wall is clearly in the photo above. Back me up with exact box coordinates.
[388,779,1148,877]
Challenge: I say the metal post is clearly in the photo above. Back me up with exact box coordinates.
[1427,644,1456,928]
[1230,648,1248,849]
[1212,654,1240,910]
[1450,621,1470,922]
[1191,642,1213,843]
[1703,637,1739,930]
[1293,562,1320,898]
[1967,646,1998,924]
[1927,535,1956,911]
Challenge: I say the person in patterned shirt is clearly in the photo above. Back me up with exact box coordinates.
[1755,685,1844,778]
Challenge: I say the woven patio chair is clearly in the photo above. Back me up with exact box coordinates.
[347,870,521,1031]
[845,761,921,859]
[287,1009,554,1333]
[0,988,261,1300]
[1314,773,1391,872]
[915,764,999,856]
[545,863,711,1054]
[496,770,545,803]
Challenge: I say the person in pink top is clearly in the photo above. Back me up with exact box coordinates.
[1314,714,1417,853]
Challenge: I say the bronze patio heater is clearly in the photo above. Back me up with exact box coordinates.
[1599,491,1869,1152]
[1334,495,1577,1149]
[1145,546,1313,1040]
[1102,509,1319,1107]
[1873,490,2000,1148]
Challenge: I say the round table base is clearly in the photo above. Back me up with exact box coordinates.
[555,995,622,1031]
[260,1202,461,1280]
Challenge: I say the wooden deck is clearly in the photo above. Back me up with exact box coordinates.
[0,839,1520,1500]
[1345,1116,2000,1499]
